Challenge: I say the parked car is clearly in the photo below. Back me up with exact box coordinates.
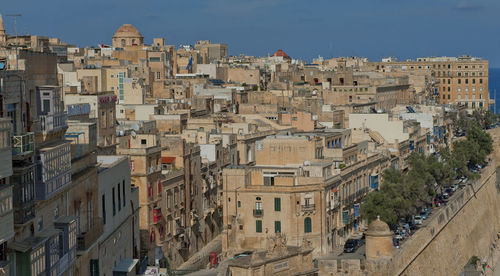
[419,211,429,220]
[343,239,362,253]
[414,215,423,225]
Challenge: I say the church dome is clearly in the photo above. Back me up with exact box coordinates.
[113,24,142,38]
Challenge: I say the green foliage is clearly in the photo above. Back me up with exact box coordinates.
[362,113,494,228]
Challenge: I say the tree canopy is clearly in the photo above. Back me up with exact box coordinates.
[362,115,493,228]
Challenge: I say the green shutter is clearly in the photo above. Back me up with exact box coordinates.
[90,259,99,276]
[275,221,281,233]
[304,217,312,233]
[274,197,281,211]
[256,220,262,233]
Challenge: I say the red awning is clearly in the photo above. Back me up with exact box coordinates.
[161,156,175,164]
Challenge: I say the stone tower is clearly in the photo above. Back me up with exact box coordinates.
[0,14,6,46]
[365,216,393,275]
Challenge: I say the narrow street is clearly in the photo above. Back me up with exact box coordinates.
[177,235,222,271]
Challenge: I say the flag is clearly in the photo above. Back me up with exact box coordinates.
[186,56,193,70]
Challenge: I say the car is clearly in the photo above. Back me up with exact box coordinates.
[419,211,428,220]
[394,233,404,241]
[414,215,423,225]
[442,192,449,199]
[343,239,361,253]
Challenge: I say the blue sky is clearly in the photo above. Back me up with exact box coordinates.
[2,0,500,66]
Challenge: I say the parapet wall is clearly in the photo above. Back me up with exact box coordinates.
[391,162,500,275]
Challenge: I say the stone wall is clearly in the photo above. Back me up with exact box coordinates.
[391,161,500,275]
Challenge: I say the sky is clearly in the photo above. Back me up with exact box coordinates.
[1,0,500,66]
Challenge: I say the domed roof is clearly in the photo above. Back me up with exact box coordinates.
[272,49,291,59]
[113,24,142,38]
[366,216,392,237]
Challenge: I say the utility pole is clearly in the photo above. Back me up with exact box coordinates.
[6,14,21,70]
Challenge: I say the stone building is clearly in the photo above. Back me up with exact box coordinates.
[222,132,389,257]
[97,155,140,275]
[116,130,163,265]
[112,24,144,48]
[366,56,489,111]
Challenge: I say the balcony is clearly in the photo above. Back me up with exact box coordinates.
[12,132,34,157]
[301,204,316,212]
[153,208,162,223]
[253,209,263,217]
[76,218,104,251]
[39,112,67,133]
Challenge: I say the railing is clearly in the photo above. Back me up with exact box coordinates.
[77,218,104,251]
[39,112,67,133]
[12,132,34,156]
[253,209,263,217]
[301,204,316,212]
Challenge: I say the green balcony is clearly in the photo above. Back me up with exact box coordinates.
[12,132,34,156]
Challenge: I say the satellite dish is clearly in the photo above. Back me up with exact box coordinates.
[131,130,136,138]
[131,123,140,131]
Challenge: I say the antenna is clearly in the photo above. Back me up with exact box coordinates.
[6,14,21,39]
[6,14,21,70]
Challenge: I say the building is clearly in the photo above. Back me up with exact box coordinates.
[97,155,140,276]
[112,24,144,48]
[367,56,489,111]
[0,118,14,274]
[222,132,389,257]
[116,129,163,265]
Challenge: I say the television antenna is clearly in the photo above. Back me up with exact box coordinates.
[6,14,21,70]
[5,14,21,39]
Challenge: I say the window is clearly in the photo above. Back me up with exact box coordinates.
[118,183,121,211]
[156,72,161,79]
[255,201,262,210]
[122,180,126,207]
[112,187,116,216]
[274,198,281,211]
[274,221,281,233]
[263,176,274,186]
[237,201,241,207]
[458,79,461,84]
[141,139,147,145]
[304,217,312,233]
[43,99,51,113]
[480,79,483,84]
[102,194,106,224]
[466,79,469,84]
[256,220,262,233]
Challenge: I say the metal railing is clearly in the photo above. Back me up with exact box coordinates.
[12,132,34,156]
[301,204,316,212]
[253,209,263,217]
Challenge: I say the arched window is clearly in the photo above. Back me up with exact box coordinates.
[304,217,312,233]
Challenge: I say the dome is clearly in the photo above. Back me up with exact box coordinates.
[272,49,291,60]
[366,216,392,237]
[113,24,142,38]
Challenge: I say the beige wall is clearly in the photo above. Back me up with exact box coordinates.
[349,113,409,143]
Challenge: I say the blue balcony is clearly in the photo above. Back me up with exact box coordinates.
[35,141,72,201]
[39,112,67,133]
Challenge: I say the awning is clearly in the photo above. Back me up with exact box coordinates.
[161,156,175,164]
